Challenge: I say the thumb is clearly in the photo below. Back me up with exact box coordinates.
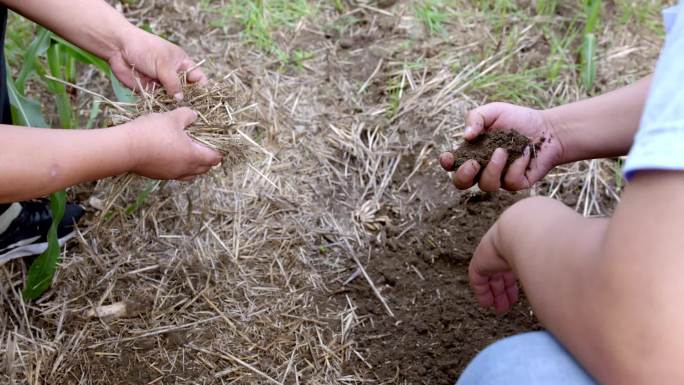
[464,102,510,141]
[168,107,198,128]
[158,66,183,101]
[192,142,223,166]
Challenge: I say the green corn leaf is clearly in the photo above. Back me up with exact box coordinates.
[580,33,597,92]
[50,36,137,103]
[50,35,110,72]
[22,191,67,300]
[85,100,102,129]
[15,27,51,94]
[46,43,77,128]
[110,72,136,103]
[6,71,48,128]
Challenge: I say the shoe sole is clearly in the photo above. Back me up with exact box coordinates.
[0,231,76,265]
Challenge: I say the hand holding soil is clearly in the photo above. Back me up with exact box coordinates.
[440,102,564,192]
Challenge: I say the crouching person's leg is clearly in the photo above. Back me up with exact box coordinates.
[456,331,597,385]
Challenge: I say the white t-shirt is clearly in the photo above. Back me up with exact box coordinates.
[623,2,684,178]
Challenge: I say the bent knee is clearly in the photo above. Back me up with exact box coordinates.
[456,332,597,385]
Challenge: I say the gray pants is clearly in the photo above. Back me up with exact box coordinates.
[457,332,597,385]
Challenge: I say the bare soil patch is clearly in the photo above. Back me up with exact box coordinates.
[324,163,539,384]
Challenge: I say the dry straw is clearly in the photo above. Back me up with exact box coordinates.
[99,73,264,220]
[111,77,259,165]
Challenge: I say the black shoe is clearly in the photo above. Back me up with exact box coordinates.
[0,200,85,264]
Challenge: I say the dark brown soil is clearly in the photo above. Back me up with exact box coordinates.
[334,171,539,385]
[451,131,531,171]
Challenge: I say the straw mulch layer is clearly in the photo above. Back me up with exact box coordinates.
[0,1,663,384]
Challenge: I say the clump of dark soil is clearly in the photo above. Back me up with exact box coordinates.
[451,131,531,171]
[334,179,539,384]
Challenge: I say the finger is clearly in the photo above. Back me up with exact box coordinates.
[503,272,519,305]
[502,147,531,191]
[178,58,207,83]
[469,263,495,308]
[109,59,138,91]
[452,160,481,190]
[478,148,508,192]
[133,74,157,92]
[193,164,213,175]
[169,107,198,127]
[490,274,511,314]
[525,152,550,186]
[472,280,495,308]
[439,152,455,171]
[157,65,184,101]
[178,175,197,182]
[192,142,223,166]
[188,68,208,85]
[464,102,509,141]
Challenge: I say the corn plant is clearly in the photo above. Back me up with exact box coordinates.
[580,0,601,93]
[6,21,134,299]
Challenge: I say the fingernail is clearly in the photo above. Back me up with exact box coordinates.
[464,126,474,137]
[523,146,531,158]
[174,92,184,101]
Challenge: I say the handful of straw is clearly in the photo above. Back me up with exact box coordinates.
[99,77,262,221]
[111,80,259,165]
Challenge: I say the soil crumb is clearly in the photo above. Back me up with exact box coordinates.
[451,131,531,170]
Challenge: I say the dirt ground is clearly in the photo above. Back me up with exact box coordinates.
[0,1,666,384]
[333,172,539,384]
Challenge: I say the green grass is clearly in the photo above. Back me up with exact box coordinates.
[616,0,667,33]
[415,0,449,35]
[203,0,316,51]
[5,13,36,70]
[386,74,403,118]
[535,0,559,15]
[468,69,549,106]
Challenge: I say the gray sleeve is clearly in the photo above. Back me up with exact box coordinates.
[623,4,684,179]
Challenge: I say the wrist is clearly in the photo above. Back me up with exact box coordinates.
[540,107,573,165]
[104,23,140,61]
[116,122,144,174]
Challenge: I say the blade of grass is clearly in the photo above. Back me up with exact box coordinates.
[126,181,162,215]
[584,0,602,34]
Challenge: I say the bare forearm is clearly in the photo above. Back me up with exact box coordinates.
[2,0,135,60]
[496,199,620,382]
[0,125,133,202]
[496,176,684,384]
[593,172,684,384]
[544,76,652,163]
[495,198,608,362]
